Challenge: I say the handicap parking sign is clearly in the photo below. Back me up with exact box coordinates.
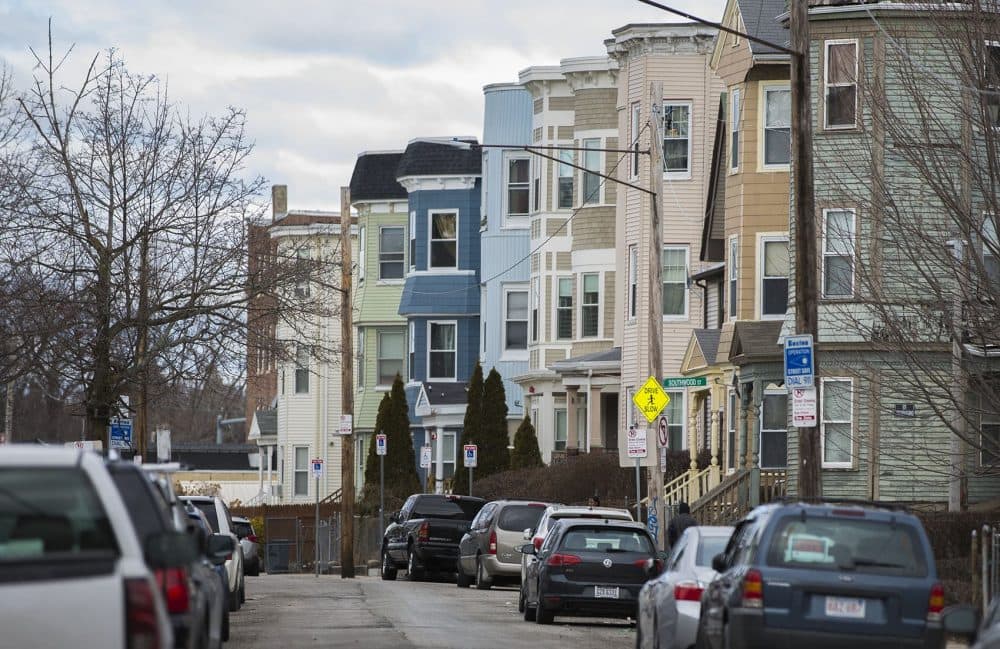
[463,444,478,468]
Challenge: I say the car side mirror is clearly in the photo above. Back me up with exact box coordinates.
[517,543,536,555]
[188,523,209,554]
[711,553,727,573]
[145,531,198,569]
[390,511,400,524]
[207,533,236,566]
[942,604,979,639]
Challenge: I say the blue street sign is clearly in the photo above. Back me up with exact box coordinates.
[784,334,815,388]
[109,417,133,450]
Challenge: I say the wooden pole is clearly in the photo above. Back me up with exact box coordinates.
[648,81,666,548]
[339,186,356,578]
[791,0,821,499]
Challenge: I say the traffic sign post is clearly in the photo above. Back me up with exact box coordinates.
[633,376,670,423]
[792,387,817,427]
[311,458,323,577]
[375,434,387,536]
[420,445,432,493]
[109,417,133,451]
[626,425,648,521]
[784,334,815,388]
[463,444,478,496]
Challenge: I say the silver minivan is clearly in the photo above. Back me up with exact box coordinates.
[457,500,550,589]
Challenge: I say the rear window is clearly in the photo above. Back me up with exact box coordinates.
[559,527,654,554]
[497,505,546,532]
[412,497,483,521]
[188,501,220,533]
[110,470,170,542]
[696,535,730,567]
[0,467,119,562]
[234,521,253,538]
[766,515,928,577]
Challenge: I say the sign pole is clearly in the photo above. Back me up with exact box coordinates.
[315,472,320,578]
[635,457,641,523]
[469,467,473,497]
[379,453,384,537]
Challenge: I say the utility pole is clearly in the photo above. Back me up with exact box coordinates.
[647,81,666,549]
[339,186,356,579]
[791,0,821,499]
[3,381,12,444]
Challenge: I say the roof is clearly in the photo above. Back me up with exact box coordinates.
[740,0,791,57]
[142,443,270,471]
[547,506,632,519]
[691,262,725,281]
[550,347,621,372]
[396,139,481,179]
[350,151,407,202]
[421,382,469,406]
[254,409,276,436]
[728,320,784,363]
[701,94,727,263]
[694,329,723,366]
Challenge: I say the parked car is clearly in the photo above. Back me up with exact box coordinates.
[233,515,261,576]
[187,507,231,646]
[0,446,178,649]
[521,518,662,625]
[457,500,549,589]
[182,495,246,612]
[940,603,995,649]
[636,525,733,649]
[381,493,486,581]
[696,500,945,649]
[519,505,633,612]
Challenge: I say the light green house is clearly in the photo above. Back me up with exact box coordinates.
[349,151,409,494]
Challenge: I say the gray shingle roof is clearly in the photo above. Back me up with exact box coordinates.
[729,320,784,363]
[422,382,469,406]
[397,139,481,179]
[694,329,723,366]
[740,0,791,57]
[350,152,407,202]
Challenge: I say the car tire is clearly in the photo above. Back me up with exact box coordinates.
[523,594,536,621]
[228,584,240,612]
[221,607,230,642]
[247,557,260,577]
[239,578,245,604]
[456,560,472,588]
[518,584,526,612]
[474,556,492,590]
[535,598,553,625]
[381,549,398,581]
[407,546,424,581]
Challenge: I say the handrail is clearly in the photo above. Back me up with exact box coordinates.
[319,488,343,507]
[664,466,712,505]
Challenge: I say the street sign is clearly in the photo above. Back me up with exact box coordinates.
[626,425,648,458]
[109,417,133,450]
[791,387,817,427]
[662,376,707,389]
[420,445,432,469]
[65,440,103,451]
[156,429,171,463]
[784,334,815,389]
[339,414,353,436]
[375,434,387,456]
[657,416,669,447]
[463,444,478,468]
[633,376,670,422]
[311,458,324,479]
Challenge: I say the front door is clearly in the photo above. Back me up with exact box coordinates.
[602,393,619,450]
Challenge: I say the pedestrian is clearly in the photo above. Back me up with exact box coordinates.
[588,494,601,507]
[667,502,697,547]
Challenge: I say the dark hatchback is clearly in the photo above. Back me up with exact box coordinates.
[696,500,946,649]
[522,519,660,624]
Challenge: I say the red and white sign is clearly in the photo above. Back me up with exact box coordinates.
[792,387,817,427]
[626,425,647,459]
[463,444,478,468]
[657,416,669,448]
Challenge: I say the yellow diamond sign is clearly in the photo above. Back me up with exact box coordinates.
[633,376,670,423]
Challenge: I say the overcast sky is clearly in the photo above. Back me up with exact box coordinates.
[1,0,726,209]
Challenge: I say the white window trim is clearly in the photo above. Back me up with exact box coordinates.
[428,209,459,270]
[408,321,416,382]
[554,408,568,451]
[426,320,458,382]
[502,284,529,361]
[294,345,310,395]
[759,389,787,470]
[555,275,574,341]
[756,233,790,320]
[821,208,856,299]
[579,272,601,338]
[357,328,365,390]
[628,244,638,321]
[530,276,540,344]
[821,377,854,469]
[665,390,687,451]
[981,409,1000,467]
[630,102,641,180]
[358,226,366,283]
[729,236,739,321]
[986,41,1000,132]
[557,149,575,210]
[376,329,405,389]
[758,82,792,171]
[727,388,739,472]
[408,211,416,272]
[662,245,690,321]
[662,100,693,180]
[581,138,604,206]
[293,446,310,497]
[824,39,859,130]
[730,88,741,173]
[480,286,488,360]
[503,152,531,229]
[625,387,637,429]
[378,225,406,282]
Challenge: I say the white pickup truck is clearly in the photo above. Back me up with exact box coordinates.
[0,446,178,649]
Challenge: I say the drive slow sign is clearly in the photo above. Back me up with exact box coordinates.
[633,376,670,422]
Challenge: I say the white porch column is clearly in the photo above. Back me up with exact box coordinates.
[258,447,264,495]
[436,426,445,494]
[266,445,273,502]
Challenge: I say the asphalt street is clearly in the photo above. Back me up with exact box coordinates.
[229,573,637,648]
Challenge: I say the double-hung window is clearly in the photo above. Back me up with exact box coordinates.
[761,237,789,317]
[294,247,310,298]
[982,410,1000,466]
[506,156,530,224]
[984,214,1000,286]
[987,42,1000,129]
[760,391,788,469]
[428,322,457,380]
[729,237,738,320]
[554,409,568,451]
[358,226,366,282]
[504,288,529,352]
[430,431,457,479]
[630,102,641,179]
[821,378,853,468]
[663,102,692,175]
[357,329,365,388]
[557,278,573,339]
[763,86,791,166]
[379,226,405,280]
[408,322,416,381]
[727,390,738,470]
[730,88,741,171]
[558,151,574,209]
[825,40,858,128]
[532,158,541,213]
[408,212,416,271]
[582,139,601,205]
[664,391,685,450]
[662,246,688,318]
[429,211,458,269]
[293,447,309,496]
[581,274,600,337]
[628,245,638,320]
[294,345,310,394]
[530,277,540,343]
[822,209,855,298]
[377,330,404,386]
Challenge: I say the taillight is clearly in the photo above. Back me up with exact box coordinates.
[674,580,704,602]
[533,536,543,551]
[125,577,161,649]
[247,534,258,543]
[927,582,945,622]
[631,558,664,573]
[546,553,582,567]
[417,522,430,544]
[155,567,190,614]
[488,530,497,555]
[741,569,763,609]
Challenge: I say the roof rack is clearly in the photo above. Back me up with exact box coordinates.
[780,497,910,513]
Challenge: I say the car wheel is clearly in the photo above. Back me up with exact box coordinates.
[239,578,245,604]
[523,593,536,621]
[221,607,230,642]
[228,584,240,612]
[407,546,424,581]
[381,549,398,581]
[535,598,554,625]
[247,557,260,577]
[456,560,472,588]
[474,556,492,590]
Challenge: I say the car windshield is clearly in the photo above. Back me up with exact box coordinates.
[497,505,546,532]
[188,500,220,533]
[696,535,730,567]
[412,498,483,520]
[0,467,118,562]
[234,521,253,538]
[766,515,928,577]
[559,527,653,553]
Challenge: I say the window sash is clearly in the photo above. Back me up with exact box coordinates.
[662,247,687,317]
[379,226,405,280]
[505,290,529,351]
[825,41,858,128]
[628,245,638,319]
[987,43,1000,129]
[294,447,309,496]
[357,329,365,388]
[630,103,641,178]
[581,274,599,337]
[728,391,738,469]
[295,345,309,394]
[557,277,573,340]
[429,212,458,269]
[554,409,567,451]
[530,277,539,343]
[408,322,416,381]
[294,247,311,297]
[764,88,791,166]
[730,89,740,170]
[582,139,601,205]
[823,210,855,298]
[428,322,457,379]
[558,150,574,209]
[507,157,530,218]
[665,391,685,450]
[408,212,416,271]
[377,331,404,386]
[760,393,788,469]
[761,239,789,316]
[821,379,853,467]
[662,103,691,173]
[729,238,738,319]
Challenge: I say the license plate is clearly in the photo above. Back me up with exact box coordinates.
[825,596,866,619]
[594,586,620,599]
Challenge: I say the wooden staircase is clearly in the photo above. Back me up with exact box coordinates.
[664,467,788,526]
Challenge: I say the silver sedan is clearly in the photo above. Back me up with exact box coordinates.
[636,525,733,649]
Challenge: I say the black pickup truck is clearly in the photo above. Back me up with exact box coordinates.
[381,493,485,581]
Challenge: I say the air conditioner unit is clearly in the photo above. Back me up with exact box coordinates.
[270,484,283,498]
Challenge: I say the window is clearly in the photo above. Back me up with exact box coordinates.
[628,245,638,320]
[662,246,688,318]
[982,411,1000,466]
[377,330,404,386]
[294,345,309,394]
[582,139,601,205]
[761,238,789,317]
[983,214,1000,286]
[822,209,855,298]
[558,150,574,209]
[554,409,567,451]
[730,88,740,171]
[987,42,1000,129]
[506,156,530,222]
[481,286,488,357]
[760,391,787,469]
[357,329,365,388]
[504,288,529,351]
[763,87,791,166]
[576,393,588,444]
[662,103,691,174]
[428,322,457,380]
[728,390,738,470]
[626,388,636,429]
[532,157,541,212]
[729,237,738,319]
[429,211,458,269]
[408,211,416,271]
[557,277,573,339]
[430,431,457,479]
[581,273,599,337]
[665,391,685,450]
[825,40,858,128]
[821,378,853,468]
[294,247,310,297]
[408,322,416,381]
[293,447,309,496]
[630,102,641,178]
[530,277,539,343]
[379,226,405,280]
[358,226,366,282]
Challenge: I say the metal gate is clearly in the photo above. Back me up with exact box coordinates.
[264,515,338,574]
